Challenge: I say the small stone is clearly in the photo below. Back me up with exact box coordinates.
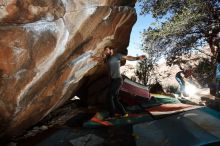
[40,125,48,131]
[33,126,40,130]
[31,129,39,133]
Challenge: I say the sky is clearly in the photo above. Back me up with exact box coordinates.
[127,3,154,65]
[126,3,155,65]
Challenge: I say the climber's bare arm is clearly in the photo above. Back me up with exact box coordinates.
[122,55,146,61]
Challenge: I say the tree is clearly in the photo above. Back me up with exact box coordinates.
[193,58,214,86]
[135,47,158,85]
[135,59,153,85]
[138,0,220,66]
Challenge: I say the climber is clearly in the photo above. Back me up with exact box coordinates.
[103,46,146,118]
[175,68,192,97]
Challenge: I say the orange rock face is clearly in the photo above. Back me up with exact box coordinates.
[0,0,136,137]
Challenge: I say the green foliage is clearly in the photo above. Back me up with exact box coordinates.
[135,42,159,85]
[135,58,157,86]
[138,0,220,66]
[165,85,178,94]
[193,58,214,86]
[149,82,165,94]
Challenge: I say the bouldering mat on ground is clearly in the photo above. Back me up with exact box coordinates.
[151,94,180,104]
[133,107,220,146]
[83,111,153,128]
[146,103,201,116]
[132,94,181,109]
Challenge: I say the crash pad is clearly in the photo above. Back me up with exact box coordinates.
[83,111,153,128]
[150,94,180,104]
[133,107,220,146]
[146,103,201,116]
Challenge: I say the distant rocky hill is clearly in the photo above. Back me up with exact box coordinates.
[121,64,137,79]
[120,62,180,88]
[121,46,212,89]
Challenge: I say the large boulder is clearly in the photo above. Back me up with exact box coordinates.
[0,0,137,137]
